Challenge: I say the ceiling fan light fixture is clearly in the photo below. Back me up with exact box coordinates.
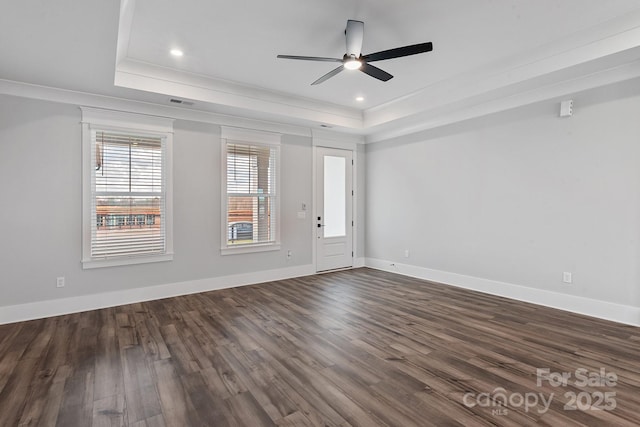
[277,20,432,85]
[344,58,362,70]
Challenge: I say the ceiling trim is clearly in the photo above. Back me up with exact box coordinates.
[359,9,640,141]
[311,128,363,151]
[114,59,364,129]
[114,1,363,131]
[0,78,366,144]
[116,0,135,65]
[113,3,640,143]
[0,79,298,137]
[366,58,640,143]
[366,11,640,129]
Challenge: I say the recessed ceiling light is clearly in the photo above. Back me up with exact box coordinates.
[170,49,184,57]
[355,96,365,102]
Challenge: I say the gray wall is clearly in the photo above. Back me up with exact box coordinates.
[366,84,640,308]
[0,95,319,307]
[8,80,638,314]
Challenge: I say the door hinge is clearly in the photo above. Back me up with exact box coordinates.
[352,159,354,165]
[352,220,354,226]
[352,251,354,257]
[352,190,354,196]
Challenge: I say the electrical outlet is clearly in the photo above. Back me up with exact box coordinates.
[404,249,410,258]
[56,277,65,288]
[563,272,572,284]
[287,250,292,259]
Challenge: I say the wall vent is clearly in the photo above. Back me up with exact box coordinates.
[169,98,194,106]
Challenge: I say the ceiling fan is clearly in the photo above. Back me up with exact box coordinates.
[277,20,433,85]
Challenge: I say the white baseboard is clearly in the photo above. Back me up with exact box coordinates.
[365,258,640,327]
[5,260,638,327]
[0,264,315,325]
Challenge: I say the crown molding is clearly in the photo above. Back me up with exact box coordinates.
[0,78,314,138]
[112,6,640,143]
[366,56,640,143]
[114,59,364,130]
[364,11,640,141]
[5,6,640,145]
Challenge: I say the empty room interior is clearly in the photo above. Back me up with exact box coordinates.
[2,1,640,426]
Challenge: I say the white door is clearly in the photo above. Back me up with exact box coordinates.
[316,147,353,272]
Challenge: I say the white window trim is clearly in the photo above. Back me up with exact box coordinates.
[221,126,281,255]
[81,107,174,269]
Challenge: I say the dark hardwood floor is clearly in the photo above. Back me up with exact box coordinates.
[0,268,639,426]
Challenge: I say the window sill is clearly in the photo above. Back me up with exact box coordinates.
[82,253,173,269]
[221,243,281,256]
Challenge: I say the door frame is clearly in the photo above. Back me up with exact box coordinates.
[312,144,358,273]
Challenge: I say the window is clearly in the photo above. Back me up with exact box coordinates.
[221,127,280,254]
[81,107,173,268]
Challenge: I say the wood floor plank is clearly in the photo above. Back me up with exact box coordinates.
[36,365,72,427]
[0,268,639,425]
[180,371,236,427]
[122,346,162,425]
[92,394,125,427]
[151,360,189,427]
[226,391,276,427]
[94,310,123,402]
[275,410,316,427]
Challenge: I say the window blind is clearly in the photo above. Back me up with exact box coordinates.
[91,131,166,258]
[226,142,278,246]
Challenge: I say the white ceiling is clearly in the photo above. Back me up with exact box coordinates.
[2,0,640,140]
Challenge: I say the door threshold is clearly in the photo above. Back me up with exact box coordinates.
[315,266,356,274]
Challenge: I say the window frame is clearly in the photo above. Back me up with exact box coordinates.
[81,107,174,269]
[220,127,281,255]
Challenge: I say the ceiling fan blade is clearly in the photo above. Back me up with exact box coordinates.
[311,66,344,85]
[360,63,393,82]
[362,42,433,62]
[277,55,342,63]
[345,20,364,56]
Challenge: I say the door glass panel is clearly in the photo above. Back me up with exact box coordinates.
[323,156,346,238]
